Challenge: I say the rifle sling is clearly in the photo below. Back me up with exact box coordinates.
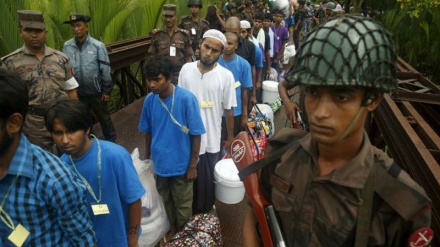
[238,141,298,181]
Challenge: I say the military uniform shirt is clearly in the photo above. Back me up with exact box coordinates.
[148,27,193,73]
[178,16,209,52]
[1,45,77,108]
[268,132,431,246]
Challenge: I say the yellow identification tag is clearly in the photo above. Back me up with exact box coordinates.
[91,204,110,215]
[8,224,30,247]
[182,126,189,134]
[234,81,241,88]
[200,101,213,108]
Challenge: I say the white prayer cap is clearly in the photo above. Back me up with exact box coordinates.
[240,20,251,29]
[203,29,227,47]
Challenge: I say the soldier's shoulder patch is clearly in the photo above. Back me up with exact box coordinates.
[149,28,163,35]
[1,48,23,61]
[53,50,69,60]
[408,227,434,247]
[202,19,210,26]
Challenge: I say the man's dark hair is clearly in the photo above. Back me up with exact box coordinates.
[263,12,273,21]
[254,12,265,21]
[0,68,28,120]
[142,55,174,81]
[44,99,93,133]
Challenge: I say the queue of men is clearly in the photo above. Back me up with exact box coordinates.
[0,1,435,247]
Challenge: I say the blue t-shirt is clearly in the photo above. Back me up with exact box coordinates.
[218,55,253,116]
[254,43,264,68]
[61,139,146,247]
[138,86,206,176]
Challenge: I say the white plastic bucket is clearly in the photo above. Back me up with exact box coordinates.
[214,159,245,204]
[269,0,289,9]
[262,80,279,105]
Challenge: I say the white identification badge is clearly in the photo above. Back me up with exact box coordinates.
[200,101,213,108]
[182,125,189,134]
[191,28,196,35]
[170,46,176,56]
[235,81,241,88]
[91,204,110,215]
[8,224,30,247]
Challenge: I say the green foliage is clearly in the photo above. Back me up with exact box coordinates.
[0,0,222,56]
[378,5,440,84]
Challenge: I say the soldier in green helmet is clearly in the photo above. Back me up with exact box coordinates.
[178,0,209,59]
[243,15,433,247]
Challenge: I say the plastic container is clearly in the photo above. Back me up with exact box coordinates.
[214,159,245,204]
[269,0,289,9]
[262,80,280,105]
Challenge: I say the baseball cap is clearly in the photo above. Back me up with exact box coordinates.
[63,14,92,24]
[17,10,45,29]
[203,29,226,47]
[163,4,177,16]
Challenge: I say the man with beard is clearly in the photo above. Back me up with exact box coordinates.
[149,4,193,85]
[1,10,79,152]
[179,0,209,59]
[0,68,95,246]
[179,30,237,214]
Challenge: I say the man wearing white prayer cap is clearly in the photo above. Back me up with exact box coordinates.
[178,29,237,214]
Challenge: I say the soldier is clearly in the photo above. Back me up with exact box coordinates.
[243,15,433,246]
[1,10,79,152]
[149,4,194,85]
[178,0,209,59]
[62,14,117,143]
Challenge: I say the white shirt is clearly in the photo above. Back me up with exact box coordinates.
[179,61,237,154]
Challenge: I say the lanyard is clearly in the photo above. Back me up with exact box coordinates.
[70,136,102,203]
[0,174,20,230]
[158,85,186,131]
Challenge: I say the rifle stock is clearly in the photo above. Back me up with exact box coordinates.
[226,131,286,247]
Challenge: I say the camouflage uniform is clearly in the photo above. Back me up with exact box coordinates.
[178,16,209,58]
[2,45,76,150]
[148,27,193,84]
[264,130,432,246]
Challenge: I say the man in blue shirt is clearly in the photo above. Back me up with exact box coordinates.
[0,68,96,246]
[218,32,253,143]
[45,98,146,247]
[138,55,206,238]
[63,14,117,142]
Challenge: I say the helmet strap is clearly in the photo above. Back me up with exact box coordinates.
[337,106,365,142]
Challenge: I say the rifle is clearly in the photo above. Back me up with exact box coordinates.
[226,131,286,247]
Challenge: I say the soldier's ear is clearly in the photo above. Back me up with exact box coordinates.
[365,92,383,112]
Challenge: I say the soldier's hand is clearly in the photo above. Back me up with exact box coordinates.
[285,100,301,125]
[102,93,110,102]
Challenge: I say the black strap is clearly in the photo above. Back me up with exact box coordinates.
[238,141,298,181]
[342,164,384,247]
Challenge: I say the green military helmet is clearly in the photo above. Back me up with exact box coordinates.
[285,15,397,93]
[326,1,336,10]
[188,0,202,8]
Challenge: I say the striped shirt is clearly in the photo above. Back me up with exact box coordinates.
[0,134,96,246]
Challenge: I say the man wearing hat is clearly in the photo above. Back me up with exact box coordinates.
[149,4,194,85]
[62,13,117,143]
[179,29,237,214]
[178,0,209,59]
[1,10,79,152]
